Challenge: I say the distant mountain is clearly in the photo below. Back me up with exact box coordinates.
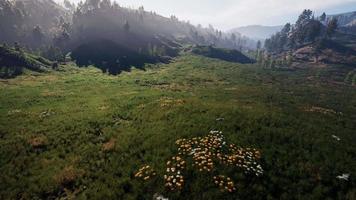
[229,25,283,40]
[327,11,356,27]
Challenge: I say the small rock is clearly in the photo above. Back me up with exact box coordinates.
[7,109,22,115]
[39,110,55,119]
[336,174,350,181]
[153,193,169,200]
[331,135,341,141]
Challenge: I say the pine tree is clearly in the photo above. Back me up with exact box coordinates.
[256,40,261,50]
[14,42,21,51]
[320,12,326,22]
[327,18,338,37]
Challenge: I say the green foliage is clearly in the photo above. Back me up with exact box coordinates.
[0,45,51,78]
[265,9,323,53]
[320,12,326,21]
[353,74,356,86]
[0,66,23,78]
[327,18,338,37]
[344,69,356,86]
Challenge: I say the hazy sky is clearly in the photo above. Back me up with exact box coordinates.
[64,0,356,30]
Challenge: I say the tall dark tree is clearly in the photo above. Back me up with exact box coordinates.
[320,12,326,21]
[265,9,323,53]
[296,9,313,27]
[256,40,261,50]
[327,18,338,37]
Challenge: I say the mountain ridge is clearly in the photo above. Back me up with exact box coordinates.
[327,11,356,27]
[229,25,283,40]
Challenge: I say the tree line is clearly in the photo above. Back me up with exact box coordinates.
[264,9,338,54]
[0,0,253,63]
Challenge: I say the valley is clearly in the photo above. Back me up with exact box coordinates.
[1,0,356,199]
[1,54,355,199]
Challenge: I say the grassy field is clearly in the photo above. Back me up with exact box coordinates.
[0,54,355,199]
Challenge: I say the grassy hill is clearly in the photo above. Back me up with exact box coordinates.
[0,45,52,78]
[0,54,355,199]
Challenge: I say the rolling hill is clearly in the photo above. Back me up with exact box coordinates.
[0,45,52,78]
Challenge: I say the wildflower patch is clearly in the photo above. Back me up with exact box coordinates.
[164,156,186,190]
[213,175,236,193]
[134,165,157,181]
[135,131,263,193]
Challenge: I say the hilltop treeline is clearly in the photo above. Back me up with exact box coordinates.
[261,9,356,66]
[0,0,71,48]
[0,0,250,56]
[0,0,256,73]
[264,9,339,53]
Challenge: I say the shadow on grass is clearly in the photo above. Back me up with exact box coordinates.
[71,39,170,75]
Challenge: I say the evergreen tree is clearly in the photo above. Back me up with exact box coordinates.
[327,18,338,37]
[14,42,21,51]
[256,40,261,50]
[296,9,313,28]
[320,12,326,21]
[256,40,262,60]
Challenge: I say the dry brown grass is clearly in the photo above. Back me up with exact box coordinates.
[28,135,48,148]
[154,83,192,92]
[159,97,185,108]
[54,166,83,187]
[41,90,63,98]
[98,105,110,111]
[304,106,337,115]
[102,138,116,152]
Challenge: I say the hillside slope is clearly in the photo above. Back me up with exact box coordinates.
[292,35,356,65]
[0,45,52,78]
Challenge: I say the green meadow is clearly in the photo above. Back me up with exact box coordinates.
[1,54,355,199]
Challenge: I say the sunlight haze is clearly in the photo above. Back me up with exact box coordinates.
[61,0,356,30]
